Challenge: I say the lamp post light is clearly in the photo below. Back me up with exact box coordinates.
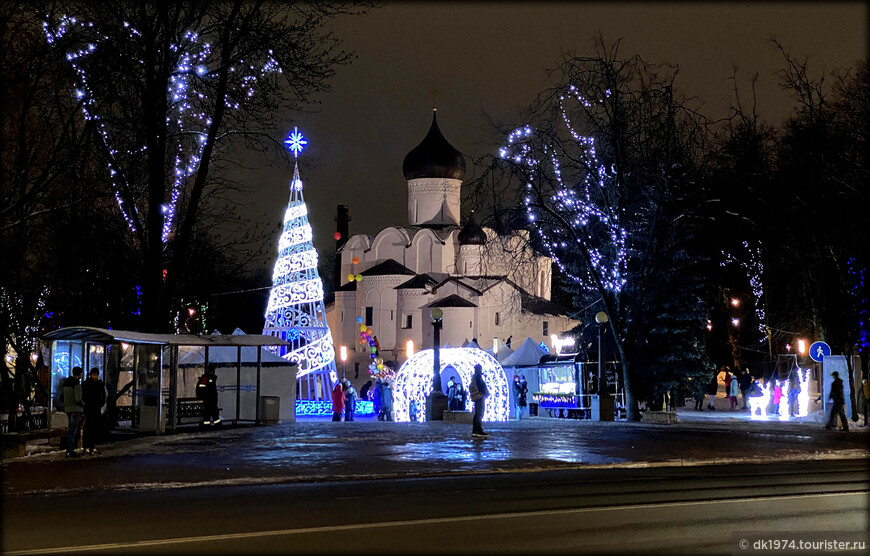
[339,345,347,379]
[426,308,448,421]
[592,311,614,421]
[595,312,610,398]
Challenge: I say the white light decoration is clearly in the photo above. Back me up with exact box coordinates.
[722,241,766,335]
[262,129,336,387]
[748,382,771,420]
[43,15,281,243]
[748,370,811,421]
[392,348,510,423]
[499,90,627,294]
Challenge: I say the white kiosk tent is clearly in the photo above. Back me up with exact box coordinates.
[42,326,292,433]
[177,329,297,423]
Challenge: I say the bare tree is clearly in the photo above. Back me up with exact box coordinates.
[42,0,373,331]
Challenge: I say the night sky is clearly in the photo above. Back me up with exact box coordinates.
[233,2,867,274]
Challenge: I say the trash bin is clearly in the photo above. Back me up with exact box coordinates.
[259,396,280,424]
[529,402,538,417]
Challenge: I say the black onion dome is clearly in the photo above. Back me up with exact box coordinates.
[458,211,486,245]
[402,110,466,180]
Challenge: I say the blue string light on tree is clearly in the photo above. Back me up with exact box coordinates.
[263,128,337,388]
[499,88,627,295]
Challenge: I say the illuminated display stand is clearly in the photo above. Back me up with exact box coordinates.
[526,353,624,419]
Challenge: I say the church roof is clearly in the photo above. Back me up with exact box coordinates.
[335,281,357,292]
[519,291,572,317]
[360,259,417,277]
[395,274,438,290]
[426,294,477,308]
[402,110,466,181]
[458,212,486,245]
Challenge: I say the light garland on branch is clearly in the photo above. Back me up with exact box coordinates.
[499,88,627,294]
[43,14,281,243]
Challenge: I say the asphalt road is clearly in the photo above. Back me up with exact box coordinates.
[2,458,867,555]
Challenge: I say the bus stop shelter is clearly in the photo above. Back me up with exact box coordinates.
[42,326,292,433]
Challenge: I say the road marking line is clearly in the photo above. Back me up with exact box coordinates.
[4,490,866,555]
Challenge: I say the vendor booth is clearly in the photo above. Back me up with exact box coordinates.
[528,352,623,418]
[42,326,293,433]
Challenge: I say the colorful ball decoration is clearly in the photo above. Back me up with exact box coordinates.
[366,327,373,335]
[371,346,377,353]
[355,274,363,282]
[356,316,363,323]
[334,232,341,240]
[347,273,355,282]
[352,257,359,265]
[360,325,367,332]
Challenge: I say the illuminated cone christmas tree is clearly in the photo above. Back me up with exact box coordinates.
[263,128,336,396]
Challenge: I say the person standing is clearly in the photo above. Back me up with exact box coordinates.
[373,378,383,420]
[692,379,706,411]
[738,369,753,409]
[706,371,718,410]
[825,371,849,431]
[61,366,84,458]
[196,364,221,425]
[381,378,393,421]
[513,374,528,420]
[455,380,466,411]
[728,373,740,410]
[81,368,106,455]
[470,364,489,437]
[343,379,357,422]
[447,376,457,410]
[787,370,801,417]
[331,381,345,422]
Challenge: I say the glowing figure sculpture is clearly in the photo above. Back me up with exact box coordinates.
[748,382,771,420]
[797,369,810,418]
[263,129,336,391]
[392,348,510,422]
[777,381,790,421]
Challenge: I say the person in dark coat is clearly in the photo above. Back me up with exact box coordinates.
[738,368,753,409]
[81,368,106,455]
[706,371,718,410]
[61,366,84,457]
[342,379,357,422]
[359,379,372,402]
[825,371,849,431]
[381,379,393,421]
[331,382,345,421]
[373,378,383,420]
[447,376,458,410]
[196,364,220,425]
[470,364,489,437]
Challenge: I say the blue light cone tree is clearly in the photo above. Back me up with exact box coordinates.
[263,128,336,399]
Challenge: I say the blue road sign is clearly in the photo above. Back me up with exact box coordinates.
[809,341,831,362]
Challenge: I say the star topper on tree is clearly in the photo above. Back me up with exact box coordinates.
[284,127,308,158]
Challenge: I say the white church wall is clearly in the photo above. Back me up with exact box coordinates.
[358,276,405,352]
[396,290,431,360]
[370,227,411,267]
[407,177,462,227]
[421,306,477,349]
[338,235,371,285]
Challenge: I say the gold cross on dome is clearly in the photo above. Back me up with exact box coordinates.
[429,83,440,111]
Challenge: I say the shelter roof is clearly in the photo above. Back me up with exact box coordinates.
[42,326,289,347]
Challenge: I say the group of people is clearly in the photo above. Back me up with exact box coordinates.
[331,377,362,421]
[446,376,465,411]
[57,366,106,458]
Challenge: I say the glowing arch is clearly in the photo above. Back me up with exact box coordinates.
[393,348,510,422]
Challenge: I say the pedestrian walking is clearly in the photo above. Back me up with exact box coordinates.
[381,379,393,421]
[470,364,489,437]
[342,379,357,421]
[331,381,345,422]
[196,364,221,425]
[728,373,739,410]
[692,379,706,411]
[447,376,458,410]
[706,371,718,410]
[772,380,783,415]
[738,368,753,409]
[824,371,849,431]
[859,377,870,427]
[81,368,106,455]
[61,366,84,458]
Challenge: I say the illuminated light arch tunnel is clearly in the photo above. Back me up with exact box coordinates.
[393,348,510,422]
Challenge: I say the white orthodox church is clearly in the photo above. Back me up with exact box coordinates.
[326,110,579,364]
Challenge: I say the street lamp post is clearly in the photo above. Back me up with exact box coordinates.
[426,308,448,421]
[592,311,614,421]
[339,345,347,379]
